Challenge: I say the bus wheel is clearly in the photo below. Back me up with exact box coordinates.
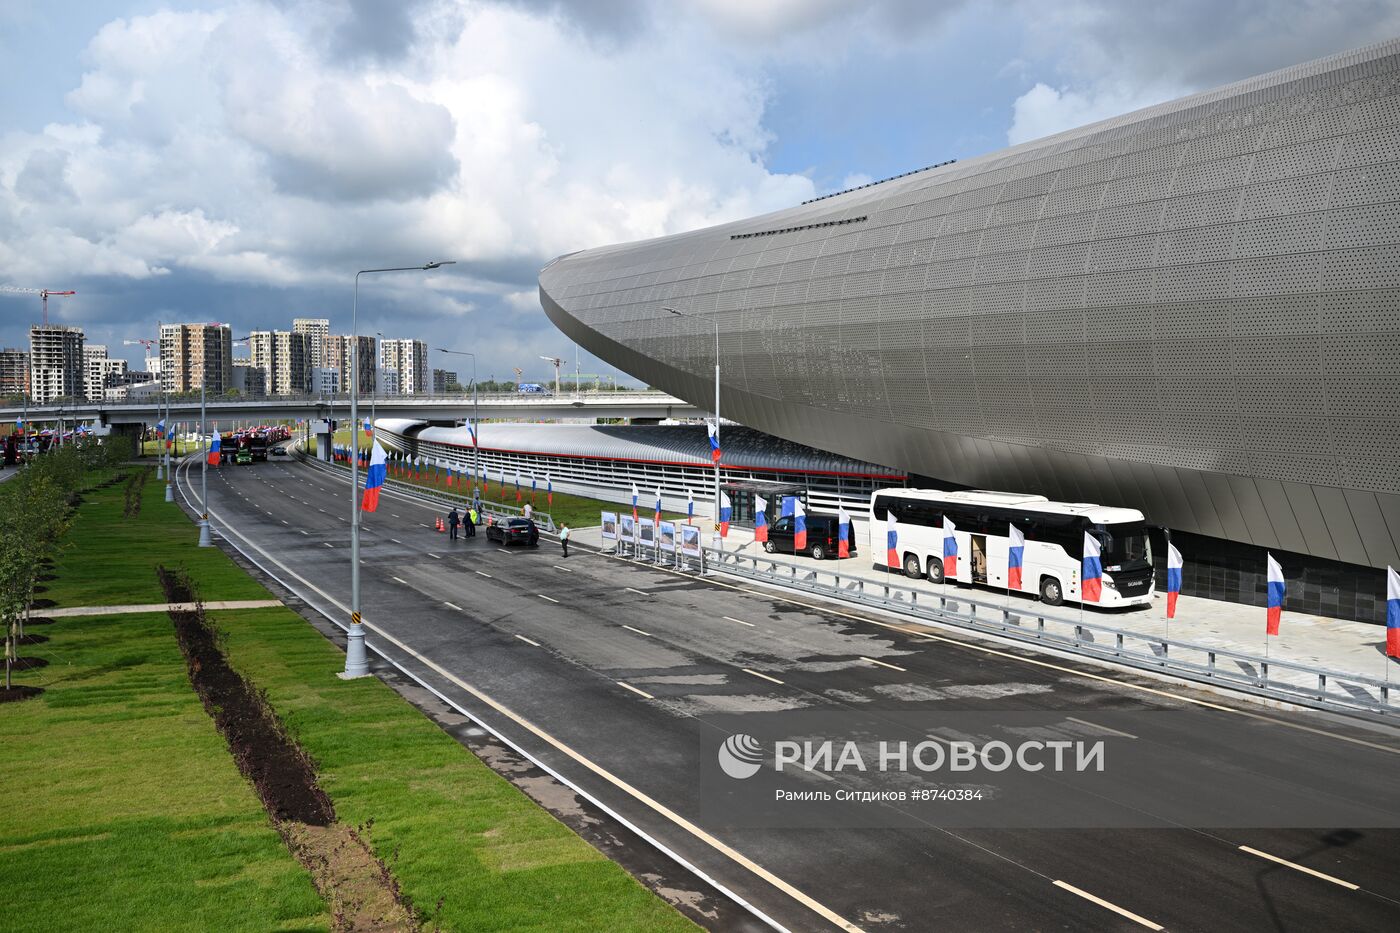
[927,559,945,583]
[903,553,923,579]
[1039,576,1063,606]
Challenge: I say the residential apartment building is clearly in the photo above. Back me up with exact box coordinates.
[293,318,330,370]
[321,333,376,395]
[83,345,127,402]
[231,358,267,398]
[160,323,232,395]
[380,338,428,395]
[311,366,340,396]
[432,369,458,393]
[0,348,28,398]
[29,324,85,403]
[249,330,311,396]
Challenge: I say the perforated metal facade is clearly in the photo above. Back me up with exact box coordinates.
[539,39,1400,576]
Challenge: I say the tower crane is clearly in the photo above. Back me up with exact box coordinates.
[0,285,76,325]
[539,356,563,396]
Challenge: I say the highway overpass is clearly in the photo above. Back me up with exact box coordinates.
[0,391,704,429]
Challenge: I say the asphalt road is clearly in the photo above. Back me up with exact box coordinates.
[179,454,1400,932]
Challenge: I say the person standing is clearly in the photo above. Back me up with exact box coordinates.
[466,505,478,537]
[447,507,460,541]
[560,523,571,558]
[523,501,534,521]
[527,519,540,548]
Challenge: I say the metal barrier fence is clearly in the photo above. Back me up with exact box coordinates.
[292,445,557,533]
[696,547,1397,719]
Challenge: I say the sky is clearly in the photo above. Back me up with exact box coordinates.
[2,0,1397,384]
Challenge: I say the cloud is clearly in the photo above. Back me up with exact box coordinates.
[1006,81,1178,146]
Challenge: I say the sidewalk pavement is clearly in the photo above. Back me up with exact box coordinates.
[570,520,1399,693]
[44,600,284,618]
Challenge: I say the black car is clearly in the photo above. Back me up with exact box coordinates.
[270,445,287,456]
[487,517,537,546]
[763,514,855,560]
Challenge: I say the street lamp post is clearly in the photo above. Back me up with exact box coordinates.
[342,261,455,680]
[198,370,212,546]
[434,348,477,498]
[663,307,721,546]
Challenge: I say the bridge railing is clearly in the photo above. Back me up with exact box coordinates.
[1,388,678,412]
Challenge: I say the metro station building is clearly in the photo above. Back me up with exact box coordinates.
[537,40,1400,623]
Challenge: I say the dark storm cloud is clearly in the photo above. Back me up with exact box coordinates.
[496,0,653,40]
[330,0,428,62]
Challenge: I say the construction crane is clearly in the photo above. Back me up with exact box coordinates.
[539,356,563,396]
[0,285,76,325]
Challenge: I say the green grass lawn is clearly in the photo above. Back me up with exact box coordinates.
[214,607,695,932]
[0,609,329,933]
[45,467,270,608]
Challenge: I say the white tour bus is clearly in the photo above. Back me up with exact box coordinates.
[869,489,1155,608]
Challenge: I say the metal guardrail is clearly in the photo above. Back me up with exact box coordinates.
[293,445,557,533]
[696,547,1397,719]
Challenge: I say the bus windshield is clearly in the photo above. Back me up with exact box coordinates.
[1093,522,1151,571]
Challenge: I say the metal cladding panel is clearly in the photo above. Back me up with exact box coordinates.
[540,39,1400,569]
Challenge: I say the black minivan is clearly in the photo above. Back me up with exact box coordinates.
[763,514,855,560]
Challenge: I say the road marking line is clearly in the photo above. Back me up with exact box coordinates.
[626,586,651,597]
[723,616,756,627]
[860,656,907,672]
[553,565,573,572]
[392,513,402,518]
[281,520,289,525]
[538,594,559,603]
[1053,881,1163,930]
[743,668,784,685]
[1065,717,1137,739]
[497,548,513,553]
[475,570,492,578]
[299,530,309,536]
[392,576,410,586]
[428,553,441,559]
[323,542,334,548]
[617,681,654,699]
[317,508,325,513]
[514,634,541,647]
[622,624,653,637]
[1238,846,1359,889]
[443,602,463,611]
[390,538,402,544]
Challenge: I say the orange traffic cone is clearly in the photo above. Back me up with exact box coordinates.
[435,517,445,533]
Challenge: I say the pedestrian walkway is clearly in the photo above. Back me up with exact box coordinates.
[44,599,284,618]
[572,520,1399,693]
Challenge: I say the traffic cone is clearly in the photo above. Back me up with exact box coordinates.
[435,517,445,533]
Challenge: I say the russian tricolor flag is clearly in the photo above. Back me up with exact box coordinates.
[547,474,553,506]
[793,499,807,551]
[1266,553,1284,636]
[886,510,898,568]
[155,418,165,439]
[1166,543,1183,619]
[361,441,387,512]
[719,490,732,537]
[514,470,521,502]
[631,483,639,527]
[687,489,695,524]
[654,487,662,527]
[363,416,372,435]
[1082,531,1103,603]
[207,431,221,466]
[469,424,478,447]
[754,495,768,542]
[707,421,721,463]
[1387,565,1400,657]
[838,506,851,558]
[1008,523,1025,591]
[531,474,538,502]
[942,516,958,578]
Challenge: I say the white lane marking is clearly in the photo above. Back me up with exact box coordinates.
[428,553,441,559]
[621,624,653,637]
[538,594,559,603]
[496,548,513,554]
[299,530,309,536]
[743,668,784,685]
[392,513,402,518]
[553,565,573,573]
[514,634,541,647]
[860,656,907,672]
[317,508,325,513]
[392,576,410,586]
[323,542,334,548]
[625,586,651,597]
[444,602,464,612]
[1238,846,1360,890]
[1052,881,1163,930]
[618,681,655,699]
[475,570,492,578]
[723,616,756,627]
[1065,717,1138,739]
[390,538,402,544]
[265,511,274,517]
[281,520,289,525]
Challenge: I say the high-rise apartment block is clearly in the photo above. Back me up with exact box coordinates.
[321,334,376,395]
[29,324,85,403]
[0,348,29,398]
[83,345,126,401]
[249,330,311,396]
[380,338,428,395]
[293,318,330,370]
[432,369,458,393]
[159,323,233,395]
